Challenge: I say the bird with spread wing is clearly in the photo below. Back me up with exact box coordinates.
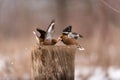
[33,20,58,45]
[60,26,85,50]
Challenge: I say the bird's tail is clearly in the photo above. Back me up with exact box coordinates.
[79,34,83,38]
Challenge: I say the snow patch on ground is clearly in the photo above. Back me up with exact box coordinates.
[75,66,120,80]
[88,67,107,80]
[108,67,120,80]
[0,55,6,72]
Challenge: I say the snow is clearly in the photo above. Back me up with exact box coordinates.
[0,55,8,72]
[75,66,92,80]
[0,59,5,71]
[75,66,120,80]
[108,67,120,80]
[88,67,107,80]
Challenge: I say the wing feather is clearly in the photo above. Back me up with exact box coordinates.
[45,20,55,40]
[36,28,46,40]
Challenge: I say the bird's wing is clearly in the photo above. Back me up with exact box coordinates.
[33,31,39,43]
[67,32,74,38]
[45,20,55,40]
[62,26,72,34]
[36,28,46,40]
[68,32,83,39]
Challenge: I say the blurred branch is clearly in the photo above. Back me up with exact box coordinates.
[101,0,120,14]
[56,0,67,26]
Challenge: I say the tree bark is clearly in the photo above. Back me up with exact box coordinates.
[31,44,76,80]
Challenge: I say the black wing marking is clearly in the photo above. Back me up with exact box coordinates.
[72,32,83,38]
[68,32,83,39]
[36,28,46,40]
[62,26,72,33]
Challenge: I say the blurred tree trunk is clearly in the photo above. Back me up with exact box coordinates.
[93,0,110,67]
[56,0,67,28]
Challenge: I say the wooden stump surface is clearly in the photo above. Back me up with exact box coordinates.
[31,44,76,80]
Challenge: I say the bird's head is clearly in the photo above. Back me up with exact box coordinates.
[58,34,68,41]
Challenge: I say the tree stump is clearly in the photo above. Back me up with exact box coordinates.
[31,44,76,80]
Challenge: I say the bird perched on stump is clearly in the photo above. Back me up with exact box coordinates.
[33,20,58,45]
[62,26,83,39]
[60,26,84,50]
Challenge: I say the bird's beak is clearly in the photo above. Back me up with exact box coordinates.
[58,37,62,41]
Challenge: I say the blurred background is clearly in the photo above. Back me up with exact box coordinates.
[0,0,120,80]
